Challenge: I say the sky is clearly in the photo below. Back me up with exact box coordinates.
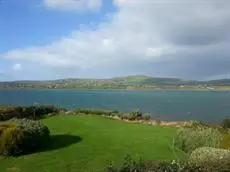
[0,0,230,81]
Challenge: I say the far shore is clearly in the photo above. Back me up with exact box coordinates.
[1,86,230,91]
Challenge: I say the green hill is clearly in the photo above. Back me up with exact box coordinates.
[0,75,230,89]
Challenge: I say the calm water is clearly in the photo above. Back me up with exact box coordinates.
[0,89,230,122]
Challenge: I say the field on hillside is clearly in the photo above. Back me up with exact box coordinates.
[0,115,185,172]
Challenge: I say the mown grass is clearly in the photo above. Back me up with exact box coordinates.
[0,115,185,172]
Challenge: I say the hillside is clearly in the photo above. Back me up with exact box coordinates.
[0,75,230,89]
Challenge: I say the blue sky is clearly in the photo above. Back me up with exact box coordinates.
[0,0,115,51]
[1,0,230,81]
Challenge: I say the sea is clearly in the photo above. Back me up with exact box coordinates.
[0,89,230,123]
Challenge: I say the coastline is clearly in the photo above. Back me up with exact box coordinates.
[100,114,192,127]
[64,111,194,127]
[0,87,230,92]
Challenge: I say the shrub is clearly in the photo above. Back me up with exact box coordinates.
[74,108,119,116]
[106,157,209,172]
[129,110,142,120]
[144,160,180,172]
[188,147,230,171]
[106,155,146,172]
[188,120,203,128]
[15,119,50,152]
[220,133,230,150]
[123,113,136,121]
[0,119,50,156]
[120,111,144,121]
[0,126,25,156]
[143,113,151,121]
[0,124,16,136]
[174,127,222,153]
[155,120,162,125]
[73,109,152,121]
[0,105,65,121]
[221,118,230,129]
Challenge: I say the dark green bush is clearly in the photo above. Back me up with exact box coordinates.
[145,160,180,172]
[143,113,151,121]
[129,110,142,120]
[120,111,145,121]
[0,105,65,121]
[74,108,118,116]
[0,119,50,156]
[221,118,230,129]
[106,155,146,172]
[155,120,162,125]
[121,113,136,121]
[16,119,50,152]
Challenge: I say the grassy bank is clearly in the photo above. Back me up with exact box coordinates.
[0,115,184,172]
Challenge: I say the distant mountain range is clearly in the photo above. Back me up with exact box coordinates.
[1,75,230,89]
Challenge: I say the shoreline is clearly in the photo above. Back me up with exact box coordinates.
[104,115,192,127]
[65,113,193,127]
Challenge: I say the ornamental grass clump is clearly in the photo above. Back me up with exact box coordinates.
[0,125,25,156]
[174,127,222,153]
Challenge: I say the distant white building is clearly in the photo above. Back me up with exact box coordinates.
[207,87,215,90]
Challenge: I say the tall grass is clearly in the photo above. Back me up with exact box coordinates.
[174,127,222,153]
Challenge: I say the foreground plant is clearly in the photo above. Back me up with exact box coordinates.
[105,155,218,172]
[0,119,50,156]
[174,127,222,153]
[189,147,230,171]
[221,118,230,129]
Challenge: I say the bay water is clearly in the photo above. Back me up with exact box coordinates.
[0,89,230,122]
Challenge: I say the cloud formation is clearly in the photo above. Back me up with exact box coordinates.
[2,0,230,80]
[43,0,102,11]
[12,63,22,71]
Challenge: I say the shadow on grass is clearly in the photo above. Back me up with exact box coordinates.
[39,134,82,152]
[0,134,82,157]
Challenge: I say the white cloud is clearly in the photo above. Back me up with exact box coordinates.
[3,0,230,79]
[12,63,22,71]
[43,0,102,11]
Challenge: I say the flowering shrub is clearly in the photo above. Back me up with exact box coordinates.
[189,147,230,171]
[16,119,50,152]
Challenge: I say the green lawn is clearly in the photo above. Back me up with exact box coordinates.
[0,115,185,172]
